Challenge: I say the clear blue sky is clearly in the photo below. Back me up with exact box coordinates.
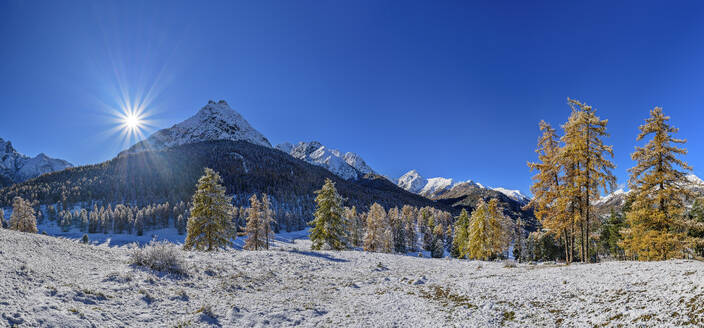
[2,1,703,196]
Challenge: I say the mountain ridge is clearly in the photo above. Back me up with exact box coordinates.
[120,100,271,157]
[0,137,73,187]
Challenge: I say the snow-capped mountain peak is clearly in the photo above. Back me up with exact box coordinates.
[0,137,73,186]
[397,170,426,194]
[122,100,271,155]
[491,187,530,204]
[276,141,375,180]
[686,174,704,186]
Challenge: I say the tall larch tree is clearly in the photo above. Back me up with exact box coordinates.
[364,203,392,253]
[244,194,265,250]
[620,107,697,260]
[561,99,616,262]
[261,194,275,250]
[468,200,492,260]
[451,208,470,258]
[488,198,512,257]
[526,120,574,263]
[9,197,37,233]
[184,168,235,251]
[309,179,347,250]
[345,206,363,247]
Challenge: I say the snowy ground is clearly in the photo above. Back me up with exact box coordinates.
[1,229,703,327]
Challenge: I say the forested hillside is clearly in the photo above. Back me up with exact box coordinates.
[0,140,448,230]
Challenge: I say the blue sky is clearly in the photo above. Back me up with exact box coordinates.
[1,1,703,196]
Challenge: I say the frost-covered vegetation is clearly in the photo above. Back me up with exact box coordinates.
[1,229,703,327]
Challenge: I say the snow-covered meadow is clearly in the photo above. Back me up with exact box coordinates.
[1,229,703,327]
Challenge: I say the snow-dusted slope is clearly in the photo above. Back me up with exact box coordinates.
[396,169,504,198]
[491,188,530,204]
[0,138,72,185]
[1,230,703,327]
[276,141,374,180]
[397,170,426,194]
[122,100,271,156]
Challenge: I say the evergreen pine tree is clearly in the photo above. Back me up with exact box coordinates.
[389,207,407,253]
[688,198,704,257]
[401,205,417,252]
[620,107,695,260]
[184,168,235,251]
[309,179,347,250]
[431,223,445,258]
[9,197,37,233]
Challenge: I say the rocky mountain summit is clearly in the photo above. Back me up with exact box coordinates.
[121,100,271,156]
[0,137,72,187]
[276,141,374,180]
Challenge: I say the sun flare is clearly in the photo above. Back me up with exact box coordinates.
[124,113,141,129]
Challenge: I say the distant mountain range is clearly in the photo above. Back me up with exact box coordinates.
[2,100,538,230]
[395,169,530,204]
[0,138,72,187]
[593,174,704,217]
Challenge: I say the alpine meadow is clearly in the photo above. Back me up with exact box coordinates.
[2,1,704,327]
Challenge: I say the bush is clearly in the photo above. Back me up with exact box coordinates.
[129,241,188,275]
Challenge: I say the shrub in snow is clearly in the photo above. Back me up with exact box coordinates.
[129,241,188,275]
[81,234,89,244]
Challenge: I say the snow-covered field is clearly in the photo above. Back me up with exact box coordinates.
[1,229,703,327]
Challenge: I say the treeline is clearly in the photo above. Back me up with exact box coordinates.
[527,101,704,262]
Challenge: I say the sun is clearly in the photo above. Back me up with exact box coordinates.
[124,113,141,129]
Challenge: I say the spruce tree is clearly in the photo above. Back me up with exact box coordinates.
[688,198,704,257]
[451,208,470,258]
[620,107,695,260]
[389,207,406,253]
[401,205,417,252]
[184,168,235,251]
[9,197,37,233]
[309,179,347,250]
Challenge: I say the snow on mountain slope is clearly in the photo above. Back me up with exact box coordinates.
[491,187,530,204]
[397,170,426,194]
[396,169,522,199]
[276,141,375,180]
[122,100,271,156]
[420,177,455,196]
[0,138,72,185]
[2,229,703,327]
